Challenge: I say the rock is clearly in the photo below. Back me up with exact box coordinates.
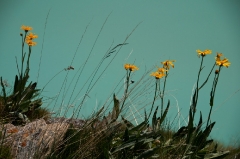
[1,119,69,159]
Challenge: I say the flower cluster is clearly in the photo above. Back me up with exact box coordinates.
[150,71,165,79]
[215,53,231,68]
[161,60,176,70]
[21,25,38,46]
[150,60,175,79]
[21,25,32,32]
[124,64,139,72]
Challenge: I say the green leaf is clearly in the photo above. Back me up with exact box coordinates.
[13,75,19,94]
[111,93,120,120]
[0,77,7,105]
[144,108,148,122]
[112,136,155,154]
[19,74,29,93]
[112,141,136,154]
[196,111,203,133]
[123,128,129,142]
[20,82,37,101]
[19,100,31,113]
[122,116,134,128]
[159,100,170,126]
[191,89,197,115]
[13,74,30,103]
[173,126,188,139]
[136,145,161,159]
[204,151,230,159]
[193,122,215,150]
[129,120,148,134]
[186,107,194,144]
[152,106,158,132]
[29,98,42,110]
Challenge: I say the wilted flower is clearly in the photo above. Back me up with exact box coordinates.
[150,71,165,79]
[124,64,139,71]
[161,60,176,70]
[21,25,32,32]
[196,49,212,57]
[215,69,219,74]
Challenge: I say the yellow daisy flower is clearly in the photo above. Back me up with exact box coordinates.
[124,64,139,71]
[124,64,130,70]
[157,67,167,73]
[161,60,176,70]
[215,53,231,68]
[196,49,212,57]
[26,40,37,46]
[150,71,165,79]
[26,32,38,40]
[21,25,32,32]
[216,58,231,68]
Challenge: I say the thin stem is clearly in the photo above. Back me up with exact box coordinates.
[120,70,131,112]
[21,32,27,79]
[37,8,51,83]
[74,22,141,118]
[161,72,168,117]
[15,56,20,77]
[207,66,221,126]
[193,56,204,119]
[198,62,216,90]
[40,69,65,95]
[148,79,158,119]
[25,46,32,76]
[206,106,213,127]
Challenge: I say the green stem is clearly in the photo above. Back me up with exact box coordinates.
[120,70,131,112]
[206,105,213,127]
[161,72,168,117]
[198,62,216,90]
[148,79,158,119]
[21,33,27,80]
[25,46,32,76]
[193,56,204,119]
[207,66,221,127]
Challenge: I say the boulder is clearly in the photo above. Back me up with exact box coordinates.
[1,119,69,159]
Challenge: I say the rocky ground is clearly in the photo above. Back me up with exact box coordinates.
[1,118,85,159]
